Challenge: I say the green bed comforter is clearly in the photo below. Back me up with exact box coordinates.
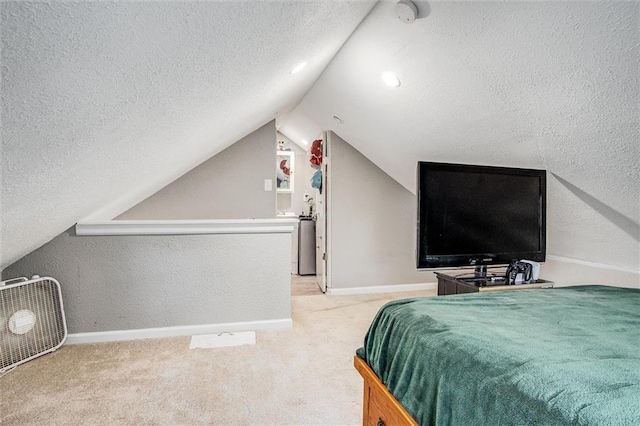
[357,286,640,425]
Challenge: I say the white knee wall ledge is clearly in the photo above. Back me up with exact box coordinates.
[76,218,298,236]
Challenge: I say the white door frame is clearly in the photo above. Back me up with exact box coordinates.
[315,132,330,292]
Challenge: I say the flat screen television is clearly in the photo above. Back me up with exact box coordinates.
[417,162,546,273]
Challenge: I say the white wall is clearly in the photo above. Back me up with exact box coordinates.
[325,132,639,290]
[117,121,277,220]
[328,132,430,288]
[2,226,292,336]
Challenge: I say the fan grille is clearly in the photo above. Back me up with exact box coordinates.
[1,278,67,371]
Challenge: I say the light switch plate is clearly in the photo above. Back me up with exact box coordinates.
[264,179,273,191]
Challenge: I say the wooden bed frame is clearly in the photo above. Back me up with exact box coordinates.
[354,356,418,426]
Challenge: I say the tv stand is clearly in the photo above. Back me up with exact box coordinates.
[435,272,553,296]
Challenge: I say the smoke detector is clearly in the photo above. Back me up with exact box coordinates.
[395,0,418,24]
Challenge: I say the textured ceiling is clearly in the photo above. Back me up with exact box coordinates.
[280,1,639,270]
[2,1,638,273]
[1,1,376,269]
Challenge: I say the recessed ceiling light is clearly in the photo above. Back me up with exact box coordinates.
[290,62,308,74]
[301,139,309,146]
[333,115,344,125]
[382,72,401,88]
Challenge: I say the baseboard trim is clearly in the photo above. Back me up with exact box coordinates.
[327,282,436,296]
[547,255,639,275]
[65,318,292,345]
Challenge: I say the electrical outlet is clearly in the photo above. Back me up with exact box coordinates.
[303,193,310,202]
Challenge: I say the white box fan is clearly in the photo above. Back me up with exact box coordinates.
[1,276,67,373]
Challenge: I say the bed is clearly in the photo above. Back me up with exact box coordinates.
[354,285,640,425]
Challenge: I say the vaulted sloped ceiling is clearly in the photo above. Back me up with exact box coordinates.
[280,1,639,271]
[2,1,638,273]
[0,1,376,269]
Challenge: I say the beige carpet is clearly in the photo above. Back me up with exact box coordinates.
[1,288,434,425]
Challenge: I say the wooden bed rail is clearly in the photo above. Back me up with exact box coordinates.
[354,356,418,426]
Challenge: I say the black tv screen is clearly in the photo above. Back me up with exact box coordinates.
[417,162,546,269]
